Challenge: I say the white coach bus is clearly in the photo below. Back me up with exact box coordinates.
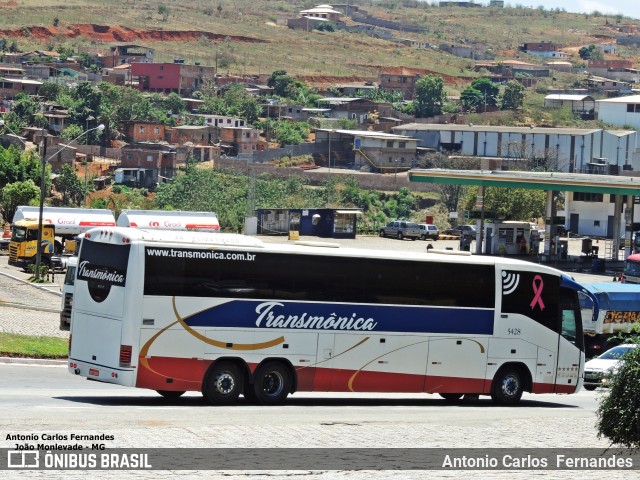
[68,227,595,405]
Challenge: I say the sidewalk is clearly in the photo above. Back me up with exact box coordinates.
[0,252,67,339]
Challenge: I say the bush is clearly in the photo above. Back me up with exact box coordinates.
[596,338,640,449]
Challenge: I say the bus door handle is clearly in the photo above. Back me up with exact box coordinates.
[323,349,332,359]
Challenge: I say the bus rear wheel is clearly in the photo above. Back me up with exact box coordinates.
[156,390,186,400]
[491,367,524,405]
[251,361,291,405]
[202,361,243,405]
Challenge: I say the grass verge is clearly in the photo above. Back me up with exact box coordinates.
[0,332,68,359]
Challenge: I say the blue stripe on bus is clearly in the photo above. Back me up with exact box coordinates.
[183,301,495,335]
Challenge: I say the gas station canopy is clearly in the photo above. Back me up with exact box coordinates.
[408,169,640,195]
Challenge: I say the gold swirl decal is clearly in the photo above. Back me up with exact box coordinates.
[172,297,285,350]
[296,337,370,371]
[347,339,429,392]
[139,320,180,377]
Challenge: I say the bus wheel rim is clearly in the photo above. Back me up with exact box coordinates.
[263,371,284,396]
[215,372,235,395]
[502,375,519,397]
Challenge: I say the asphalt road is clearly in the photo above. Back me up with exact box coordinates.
[0,363,621,480]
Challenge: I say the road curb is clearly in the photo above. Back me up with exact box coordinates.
[0,301,60,313]
[0,356,67,366]
[0,270,62,297]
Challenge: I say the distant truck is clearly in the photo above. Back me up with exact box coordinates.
[60,209,220,331]
[116,209,220,232]
[9,206,116,270]
[581,283,640,358]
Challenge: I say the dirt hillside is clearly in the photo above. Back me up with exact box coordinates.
[0,24,266,44]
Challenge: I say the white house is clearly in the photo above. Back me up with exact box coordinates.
[596,95,640,129]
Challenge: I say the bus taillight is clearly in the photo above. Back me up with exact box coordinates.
[119,345,132,367]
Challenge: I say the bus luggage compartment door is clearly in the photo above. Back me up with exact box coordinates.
[70,312,124,372]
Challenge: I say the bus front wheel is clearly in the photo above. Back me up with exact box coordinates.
[251,361,291,405]
[202,361,243,405]
[491,367,524,405]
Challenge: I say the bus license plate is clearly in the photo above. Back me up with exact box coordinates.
[89,368,99,376]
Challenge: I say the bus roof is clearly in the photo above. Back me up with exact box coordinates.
[82,226,570,275]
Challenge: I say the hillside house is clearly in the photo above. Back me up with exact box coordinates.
[0,65,24,77]
[439,43,493,60]
[131,61,217,96]
[120,142,177,179]
[219,127,265,157]
[543,94,595,118]
[315,129,418,172]
[300,5,342,22]
[0,77,42,98]
[193,114,247,129]
[166,125,216,147]
[544,61,573,73]
[585,76,632,96]
[379,67,428,100]
[104,44,154,68]
[317,97,384,124]
[518,42,569,59]
[124,121,166,144]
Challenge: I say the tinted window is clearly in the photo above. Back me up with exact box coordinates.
[501,271,560,331]
[144,249,495,309]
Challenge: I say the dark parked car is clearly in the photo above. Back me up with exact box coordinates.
[444,225,476,237]
[379,221,421,240]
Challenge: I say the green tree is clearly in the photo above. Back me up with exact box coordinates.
[38,82,64,101]
[164,92,186,115]
[578,44,603,61]
[460,87,483,112]
[158,4,170,21]
[596,337,640,449]
[1,180,39,222]
[413,75,446,118]
[470,78,499,107]
[268,70,295,97]
[53,164,85,206]
[463,187,546,221]
[9,93,39,127]
[501,80,525,110]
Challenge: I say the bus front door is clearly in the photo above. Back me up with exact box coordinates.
[554,290,583,393]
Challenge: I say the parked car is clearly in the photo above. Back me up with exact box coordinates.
[583,344,638,391]
[443,225,476,237]
[379,221,421,240]
[417,223,439,240]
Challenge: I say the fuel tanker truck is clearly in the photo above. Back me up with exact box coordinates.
[59,209,220,330]
[116,209,220,232]
[8,206,116,270]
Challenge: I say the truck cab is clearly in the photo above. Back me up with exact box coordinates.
[8,220,56,270]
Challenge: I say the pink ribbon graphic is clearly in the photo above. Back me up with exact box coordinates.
[530,275,545,310]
